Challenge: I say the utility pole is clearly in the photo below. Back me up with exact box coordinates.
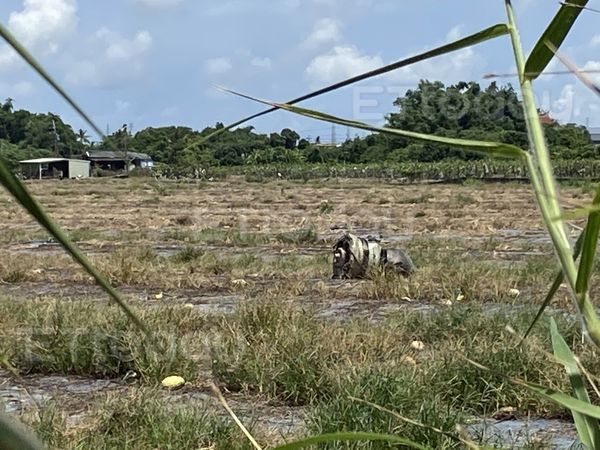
[331,124,336,145]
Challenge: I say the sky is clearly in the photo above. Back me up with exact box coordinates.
[0,0,598,143]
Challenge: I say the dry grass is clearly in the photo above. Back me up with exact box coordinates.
[2,178,588,243]
[1,178,596,448]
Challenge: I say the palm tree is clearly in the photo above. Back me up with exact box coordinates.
[77,128,90,145]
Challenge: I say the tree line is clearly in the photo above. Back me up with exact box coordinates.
[0,81,597,172]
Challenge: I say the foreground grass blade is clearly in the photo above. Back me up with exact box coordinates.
[219,87,527,160]
[506,0,600,346]
[348,396,484,450]
[524,0,588,80]
[0,23,104,138]
[468,357,600,420]
[0,413,46,450]
[271,432,431,450]
[520,223,586,343]
[195,24,508,144]
[575,186,600,295]
[546,42,600,97]
[0,160,149,336]
[517,378,600,419]
[550,318,600,449]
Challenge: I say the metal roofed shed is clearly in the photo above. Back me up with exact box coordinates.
[83,150,154,172]
[19,158,90,180]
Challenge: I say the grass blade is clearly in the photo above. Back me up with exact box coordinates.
[520,226,585,343]
[467,357,600,420]
[524,0,589,80]
[506,0,600,347]
[560,1,600,14]
[0,160,149,336]
[560,204,600,221]
[546,41,600,97]
[517,378,600,419]
[575,186,600,295]
[0,413,46,450]
[0,23,104,138]
[271,432,431,450]
[209,382,263,450]
[196,24,508,144]
[348,396,484,450]
[218,87,527,160]
[550,318,600,448]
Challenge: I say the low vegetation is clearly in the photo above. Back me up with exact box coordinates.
[0,178,595,448]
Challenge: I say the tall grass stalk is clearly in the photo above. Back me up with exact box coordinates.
[504,1,600,346]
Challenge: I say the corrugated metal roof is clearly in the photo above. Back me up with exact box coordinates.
[20,157,68,164]
[19,158,91,164]
[84,150,152,160]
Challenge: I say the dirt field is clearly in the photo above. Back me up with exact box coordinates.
[0,177,593,449]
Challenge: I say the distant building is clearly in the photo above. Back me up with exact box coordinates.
[19,158,90,180]
[538,110,557,125]
[83,150,154,172]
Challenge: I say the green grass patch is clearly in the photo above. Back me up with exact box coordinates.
[0,298,201,381]
[32,390,255,450]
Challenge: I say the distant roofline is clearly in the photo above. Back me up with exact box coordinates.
[84,150,152,161]
[20,158,91,164]
[20,158,67,164]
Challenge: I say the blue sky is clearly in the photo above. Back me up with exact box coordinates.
[0,0,598,143]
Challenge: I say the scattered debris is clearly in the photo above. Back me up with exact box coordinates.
[400,355,417,366]
[410,340,425,351]
[161,376,185,390]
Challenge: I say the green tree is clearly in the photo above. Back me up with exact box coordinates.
[280,128,300,149]
[269,132,285,148]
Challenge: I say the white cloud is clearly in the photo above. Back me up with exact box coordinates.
[382,25,480,85]
[582,60,600,85]
[301,18,342,49]
[0,0,77,70]
[205,57,233,74]
[303,24,478,89]
[0,81,35,98]
[550,83,578,123]
[134,0,183,7]
[305,45,383,83]
[384,46,479,86]
[66,29,153,88]
[250,56,272,69]
[446,25,463,42]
